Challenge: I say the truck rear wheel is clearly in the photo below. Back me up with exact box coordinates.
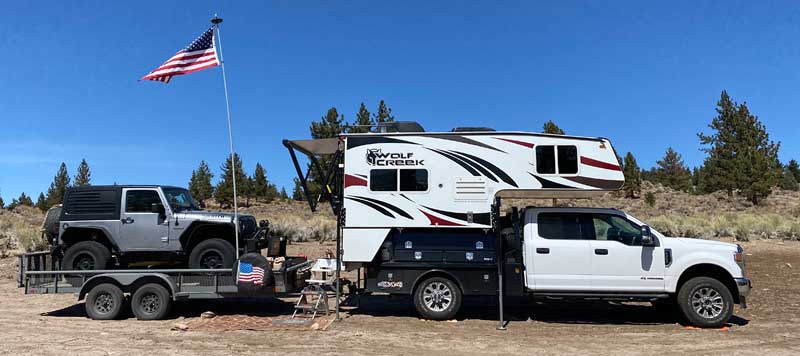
[677,276,734,328]
[414,276,462,320]
[131,283,171,320]
[63,241,111,271]
[188,238,235,269]
[85,283,124,320]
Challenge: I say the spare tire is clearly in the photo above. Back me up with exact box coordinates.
[236,253,274,292]
[42,205,62,245]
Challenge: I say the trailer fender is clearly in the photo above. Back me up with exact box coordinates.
[78,273,177,301]
[412,269,464,294]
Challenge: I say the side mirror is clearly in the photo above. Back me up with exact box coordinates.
[641,225,655,246]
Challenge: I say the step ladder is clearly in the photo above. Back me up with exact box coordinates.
[290,258,338,321]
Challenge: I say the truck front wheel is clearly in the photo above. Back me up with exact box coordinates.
[677,276,734,328]
[188,238,236,269]
[414,276,462,320]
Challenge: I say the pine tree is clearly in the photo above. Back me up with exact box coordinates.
[252,163,269,203]
[622,152,641,198]
[780,166,799,191]
[542,120,565,135]
[36,193,47,212]
[373,100,395,123]
[73,159,91,187]
[0,190,4,209]
[787,159,800,182]
[279,187,289,200]
[188,161,214,207]
[307,107,344,200]
[45,163,70,207]
[17,192,33,207]
[698,91,781,204]
[292,178,305,201]
[654,148,692,191]
[349,102,373,133]
[215,153,248,209]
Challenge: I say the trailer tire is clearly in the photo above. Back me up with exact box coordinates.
[677,276,734,328]
[189,238,236,269]
[131,283,171,320]
[85,283,124,320]
[63,241,111,271]
[414,276,462,321]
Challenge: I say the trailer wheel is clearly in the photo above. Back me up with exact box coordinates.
[188,238,235,269]
[85,283,124,320]
[677,276,734,328]
[131,283,171,320]
[414,276,462,320]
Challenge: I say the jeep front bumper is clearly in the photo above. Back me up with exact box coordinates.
[735,277,751,308]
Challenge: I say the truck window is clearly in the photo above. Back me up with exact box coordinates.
[125,190,162,213]
[557,146,578,174]
[590,214,643,246]
[536,146,556,174]
[537,213,587,240]
[370,169,397,191]
[399,169,428,191]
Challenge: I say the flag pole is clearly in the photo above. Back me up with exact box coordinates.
[211,15,240,260]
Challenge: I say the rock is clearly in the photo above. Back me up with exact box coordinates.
[786,263,793,268]
[200,311,216,319]
[171,323,188,331]
[310,322,320,330]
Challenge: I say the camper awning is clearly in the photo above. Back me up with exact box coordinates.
[284,138,341,156]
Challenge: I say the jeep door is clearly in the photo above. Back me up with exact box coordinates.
[120,188,170,251]
[587,213,665,292]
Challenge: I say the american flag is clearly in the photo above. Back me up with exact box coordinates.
[238,261,265,285]
[140,27,219,83]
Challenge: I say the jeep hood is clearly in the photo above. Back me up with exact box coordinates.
[174,211,254,223]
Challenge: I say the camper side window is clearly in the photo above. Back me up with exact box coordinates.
[400,169,428,191]
[370,169,398,191]
[536,146,556,174]
[558,146,578,174]
[536,145,578,175]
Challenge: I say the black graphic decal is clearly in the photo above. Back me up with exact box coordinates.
[422,206,491,225]
[347,136,417,150]
[346,197,395,218]
[427,148,480,176]
[564,176,624,190]
[426,135,506,153]
[353,196,413,219]
[455,151,518,187]
[529,173,576,189]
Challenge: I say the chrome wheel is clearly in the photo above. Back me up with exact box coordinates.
[691,287,724,319]
[140,293,161,314]
[423,281,452,312]
[94,293,114,315]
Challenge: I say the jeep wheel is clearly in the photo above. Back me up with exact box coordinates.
[85,283,124,320]
[63,241,112,271]
[189,238,235,269]
[414,276,462,320]
[131,283,172,320]
[677,276,734,328]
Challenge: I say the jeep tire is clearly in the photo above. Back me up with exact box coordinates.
[131,283,172,320]
[63,241,112,271]
[677,276,734,328]
[85,283,124,320]
[414,276,462,321]
[188,238,236,269]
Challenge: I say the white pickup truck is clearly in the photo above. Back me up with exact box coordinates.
[367,207,752,328]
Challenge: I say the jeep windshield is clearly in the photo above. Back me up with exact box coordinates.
[162,188,200,212]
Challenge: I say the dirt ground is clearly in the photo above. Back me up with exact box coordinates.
[1,239,799,356]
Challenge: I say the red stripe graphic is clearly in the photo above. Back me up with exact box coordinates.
[580,156,621,171]
[344,174,367,188]
[419,210,465,226]
[495,138,534,148]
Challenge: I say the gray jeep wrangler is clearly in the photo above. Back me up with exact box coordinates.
[44,185,267,270]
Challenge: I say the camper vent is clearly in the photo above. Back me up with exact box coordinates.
[454,177,488,201]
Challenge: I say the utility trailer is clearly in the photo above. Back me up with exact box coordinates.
[285,122,750,328]
[18,251,316,320]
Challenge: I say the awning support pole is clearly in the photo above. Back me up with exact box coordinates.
[493,196,507,330]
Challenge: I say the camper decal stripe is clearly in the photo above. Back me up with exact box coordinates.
[452,151,518,187]
[563,176,624,190]
[580,156,621,171]
[447,152,498,182]
[529,173,576,189]
[419,210,465,226]
[352,196,413,219]
[344,174,368,188]
[422,206,491,225]
[495,137,534,148]
[427,148,481,176]
[346,197,395,218]
[347,136,417,150]
[426,135,506,153]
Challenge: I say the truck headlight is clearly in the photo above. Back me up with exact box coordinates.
[734,244,745,271]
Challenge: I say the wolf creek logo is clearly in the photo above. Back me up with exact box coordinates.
[366,148,424,166]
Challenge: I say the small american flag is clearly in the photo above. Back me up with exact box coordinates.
[140,27,219,83]
[238,261,265,285]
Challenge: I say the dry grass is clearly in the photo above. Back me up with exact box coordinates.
[0,206,45,256]
[210,199,337,243]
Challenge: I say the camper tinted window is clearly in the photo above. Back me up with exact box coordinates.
[400,169,428,191]
[370,169,397,191]
[536,146,556,174]
[557,146,578,174]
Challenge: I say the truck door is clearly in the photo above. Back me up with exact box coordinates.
[120,188,170,251]
[587,213,665,292]
[525,211,593,291]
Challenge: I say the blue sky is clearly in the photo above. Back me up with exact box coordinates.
[1,1,799,202]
